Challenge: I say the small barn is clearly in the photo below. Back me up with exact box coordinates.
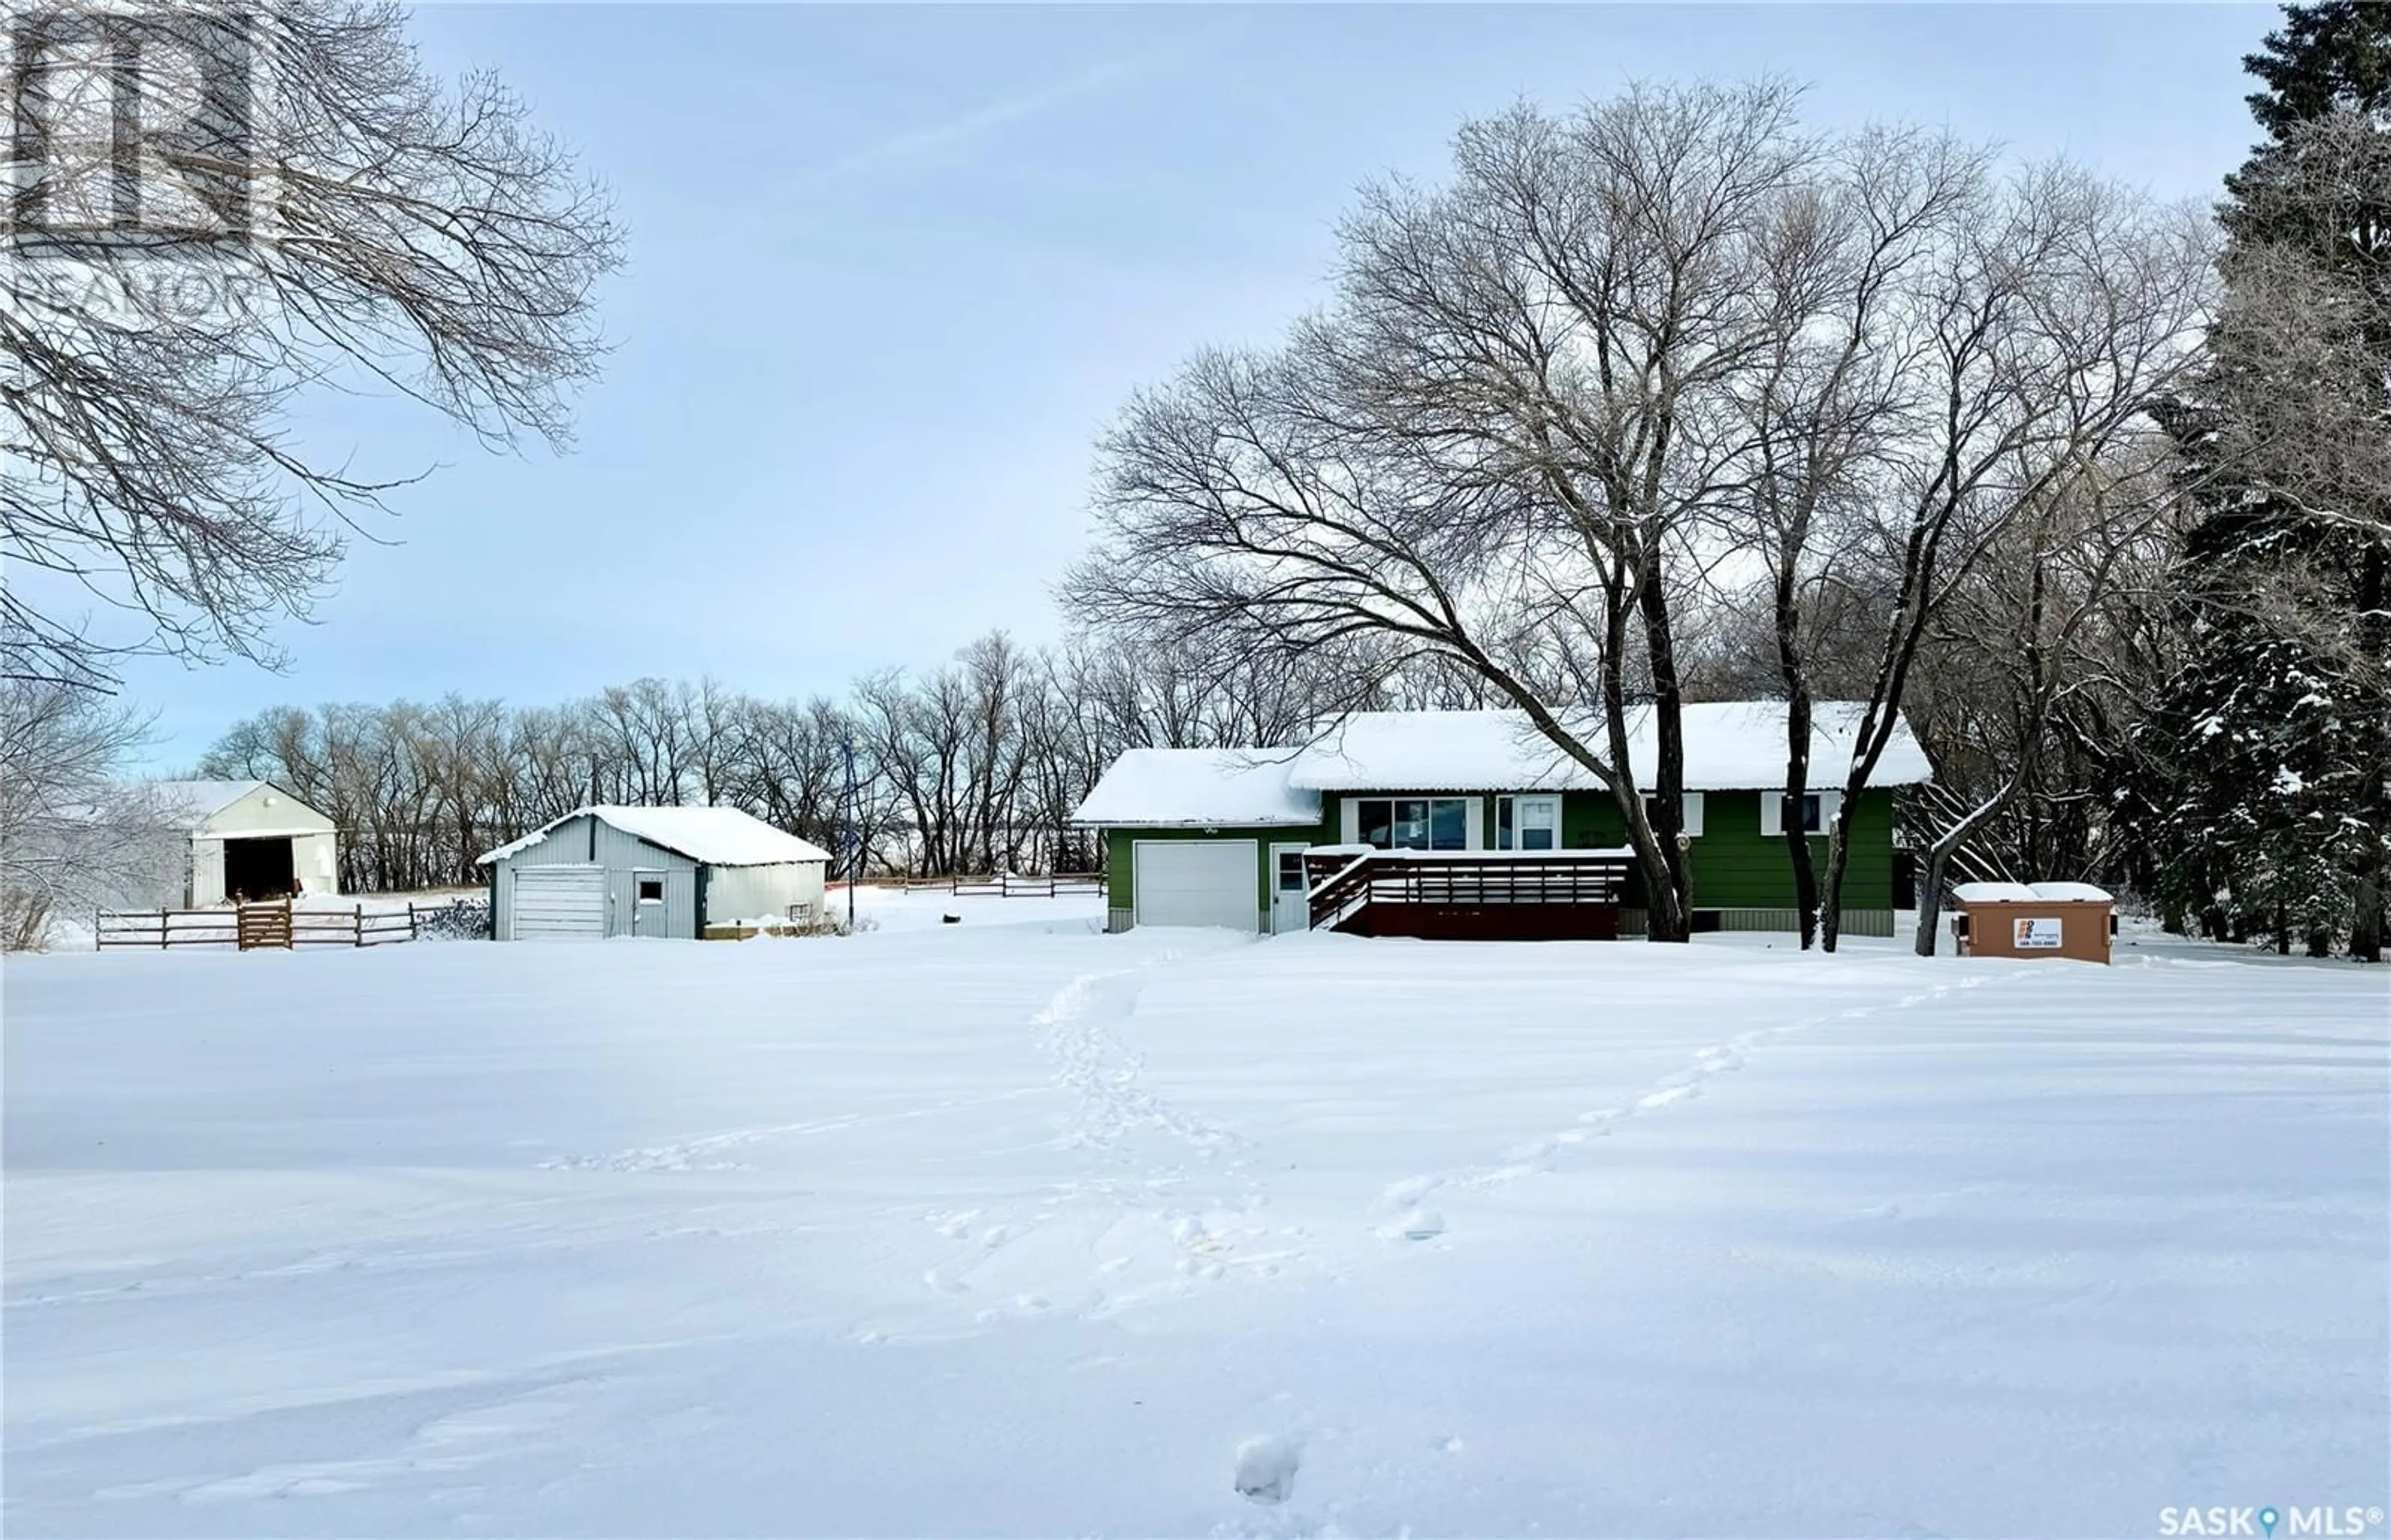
[477,805,831,941]
[152,781,340,906]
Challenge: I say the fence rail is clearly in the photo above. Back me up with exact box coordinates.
[853,872,1106,899]
[96,903,422,951]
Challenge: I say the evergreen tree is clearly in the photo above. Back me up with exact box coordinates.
[2144,2,2391,960]
[2240,0,2391,141]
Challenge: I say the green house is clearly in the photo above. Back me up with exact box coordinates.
[1072,703,1930,939]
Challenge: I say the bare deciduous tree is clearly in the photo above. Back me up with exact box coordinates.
[2,1,623,691]
[0,677,179,946]
[1073,83,1820,942]
[1807,167,2215,947]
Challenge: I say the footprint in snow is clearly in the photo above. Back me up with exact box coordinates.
[1377,1207,1445,1242]
[1636,1085,1699,1110]
[1233,1434,1303,1505]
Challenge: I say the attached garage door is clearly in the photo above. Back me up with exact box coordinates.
[1133,840,1257,931]
[511,865,606,939]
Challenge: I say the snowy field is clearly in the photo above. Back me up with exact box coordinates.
[6,896,2386,1538]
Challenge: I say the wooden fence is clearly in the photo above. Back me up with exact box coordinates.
[854,872,1106,899]
[96,902,423,951]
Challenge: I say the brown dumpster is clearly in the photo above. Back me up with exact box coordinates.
[1949,881,2115,965]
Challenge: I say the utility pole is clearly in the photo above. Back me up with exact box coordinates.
[842,735,859,931]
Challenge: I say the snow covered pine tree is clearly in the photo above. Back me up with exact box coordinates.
[2145,1,2391,959]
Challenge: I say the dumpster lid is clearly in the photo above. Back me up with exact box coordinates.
[1951,881,2113,904]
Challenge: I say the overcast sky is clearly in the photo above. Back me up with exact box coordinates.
[116,2,2273,768]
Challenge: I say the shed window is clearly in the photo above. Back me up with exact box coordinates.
[636,877,664,904]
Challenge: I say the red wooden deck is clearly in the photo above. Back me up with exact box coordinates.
[1302,849,1635,941]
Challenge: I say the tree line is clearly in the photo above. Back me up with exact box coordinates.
[188,632,1392,894]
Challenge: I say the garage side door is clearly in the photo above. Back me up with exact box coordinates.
[1132,840,1258,931]
[511,865,606,939]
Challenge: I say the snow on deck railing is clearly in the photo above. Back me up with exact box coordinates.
[1305,845,1638,863]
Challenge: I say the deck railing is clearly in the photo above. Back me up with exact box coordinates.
[1301,848,1635,932]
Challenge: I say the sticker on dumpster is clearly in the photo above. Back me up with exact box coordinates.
[2014,916,2063,949]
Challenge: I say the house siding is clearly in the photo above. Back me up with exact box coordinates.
[1654,787,1897,911]
[1324,787,1896,913]
[1096,786,1897,934]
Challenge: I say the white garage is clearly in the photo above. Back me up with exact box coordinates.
[507,866,607,939]
[1073,748,1324,934]
[1130,838,1260,931]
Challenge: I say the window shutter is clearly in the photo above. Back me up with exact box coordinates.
[1681,792,1705,838]
[1760,791,1783,838]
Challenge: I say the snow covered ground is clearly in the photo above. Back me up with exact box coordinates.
[6,904,2385,1537]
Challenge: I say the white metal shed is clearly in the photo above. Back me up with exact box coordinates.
[476,806,831,941]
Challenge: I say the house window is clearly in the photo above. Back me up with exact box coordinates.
[1641,791,1707,838]
[1761,789,1839,838]
[1496,794,1559,851]
[1276,850,1308,893]
[1355,797,1469,851]
[1762,792,1825,837]
[636,876,665,903]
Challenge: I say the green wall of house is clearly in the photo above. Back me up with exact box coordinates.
[1103,786,1897,916]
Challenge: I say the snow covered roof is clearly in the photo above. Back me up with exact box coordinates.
[476,806,832,868]
[1950,881,2114,905]
[1072,749,1321,829]
[143,779,332,830]
[1285,702,1933,792]
[147,779,270,824]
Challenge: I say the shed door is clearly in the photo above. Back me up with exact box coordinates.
[1133,840,1257,931]
[511,865,606,939]
[630,869,670,937]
